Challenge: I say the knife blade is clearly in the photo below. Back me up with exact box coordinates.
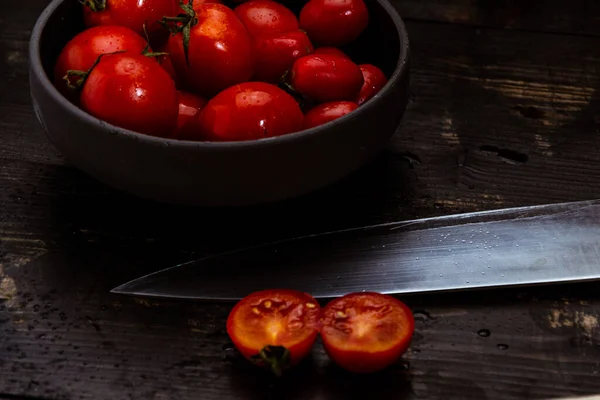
[111,199,600,301]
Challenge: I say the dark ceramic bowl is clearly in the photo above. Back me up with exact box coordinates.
[29,0,410,206]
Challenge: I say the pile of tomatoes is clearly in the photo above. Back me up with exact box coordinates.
[226,289,415,375]
[53,0,388,142]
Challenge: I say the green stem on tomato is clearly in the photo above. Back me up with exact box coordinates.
[249,345,291,377]
[160,0,197,67]
[62,50,124,91]
[79,0,106,12]
[141,24,170,58]
[278,70,313,112]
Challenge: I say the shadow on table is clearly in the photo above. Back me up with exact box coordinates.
[225,353,414,400]
[33,151,417,285]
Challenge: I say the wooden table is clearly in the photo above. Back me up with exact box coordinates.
[3,0,600,398]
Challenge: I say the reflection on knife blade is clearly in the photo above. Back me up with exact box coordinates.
[111,199,600,301]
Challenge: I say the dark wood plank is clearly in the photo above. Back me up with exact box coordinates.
[392,20,600,215]
[3,0,600,399]
[393,0,600,36]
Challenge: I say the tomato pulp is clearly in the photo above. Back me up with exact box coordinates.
[320,292,415,374]
[227,289,321,375]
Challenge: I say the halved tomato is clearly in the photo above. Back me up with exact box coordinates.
[320,292,414,374]
[226,289,321,376]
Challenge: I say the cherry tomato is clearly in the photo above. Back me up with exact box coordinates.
[355,64,387,105]
[183,0,223,4]
[82,0,178,39]
[166,2,255,97]
[226,289,321,375]
[80,52,179,137]
[299,0,369,46]
[54,25,148,102]
[155,42,181,87]
[234,0,298,37]
[303,101,358,129]
[173,91,208,140]
[320,292,414,374]
[313,46,349,59]
[198,82,304,142]
[290,54,364,102]
[252,30,313,83]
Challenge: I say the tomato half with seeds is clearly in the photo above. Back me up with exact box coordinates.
[355,64,388,105]
[166,2,255,97]
[234,0,299,37]
[299,0,369,46]
[198,82,304,141]
[252,30,313,83]
[80,52,179,137]
[54,25,148,102]
[320,292,414,374]
[290,53,364,102]
[82,0,178,39]
[173,91,208,140]
[227,289,321,375]
[303,101,358,129]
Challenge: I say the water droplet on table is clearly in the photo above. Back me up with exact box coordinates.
[477,329,491,337]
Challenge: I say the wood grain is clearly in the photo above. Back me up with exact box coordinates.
[3,0,600,399]
[393,0,600,36]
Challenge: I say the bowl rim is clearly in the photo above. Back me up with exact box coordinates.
[29,0,410,149]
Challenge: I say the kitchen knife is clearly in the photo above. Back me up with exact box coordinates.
[111,199,600,301]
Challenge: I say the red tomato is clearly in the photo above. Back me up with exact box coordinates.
[253,30,313,83]
[226,289,321,375]
[166,3,255,97]
[82,0,178,39]
[355,64,387,105]
[198,82,304,141]
[290,54,364,102]
[234,0,298,37]
[154,42,181,87]
[303,101,358,129]
[299,0,369,46]
[54,25,148,102]
[320,292,414,374]
[80,52,179,137]
[182,0,223,4]
[173,91,208,140]
[313,46,349,59]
